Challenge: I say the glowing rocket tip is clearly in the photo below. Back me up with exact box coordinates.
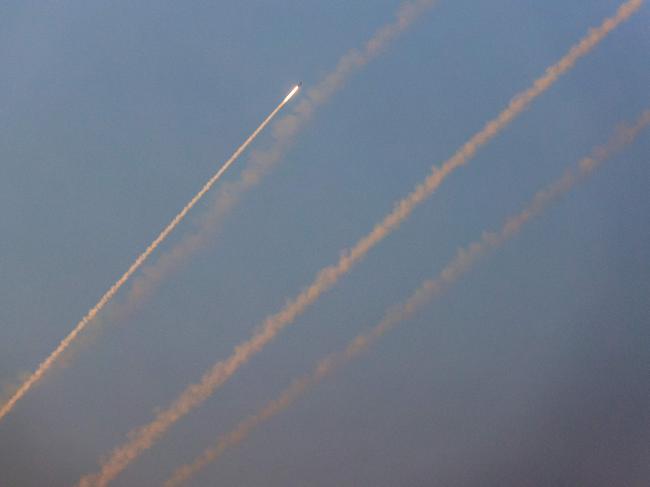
[283,84,301,103]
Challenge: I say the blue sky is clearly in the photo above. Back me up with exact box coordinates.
[1,1,649,485]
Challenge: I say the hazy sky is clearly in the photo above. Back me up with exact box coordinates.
[1,1,649,486]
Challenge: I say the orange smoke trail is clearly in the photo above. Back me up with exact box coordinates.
[119,0,440,316]
[77,2,643,486]
[165,110,650,487]
[0,89,297,424]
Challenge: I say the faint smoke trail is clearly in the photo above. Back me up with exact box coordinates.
[119,0,439,315]
[165,110,650,487]
[77,2,642,485]
[0,88,298,425]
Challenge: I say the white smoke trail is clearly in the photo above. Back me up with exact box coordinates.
[0,88,297,424]
[77,1,643,485]
[165,110,650,486]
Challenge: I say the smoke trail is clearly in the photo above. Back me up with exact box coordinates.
[0,90,296,425]
[77,2,643,485]
[118,0,440,315]
[165,110,650,487]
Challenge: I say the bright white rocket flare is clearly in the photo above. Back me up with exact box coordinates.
[283,83,301,103]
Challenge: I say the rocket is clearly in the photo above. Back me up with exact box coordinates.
[283,83,301,103]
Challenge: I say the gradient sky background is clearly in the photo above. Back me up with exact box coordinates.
[1,1,649,485]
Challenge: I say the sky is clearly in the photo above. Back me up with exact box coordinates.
[1,1,649,486]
